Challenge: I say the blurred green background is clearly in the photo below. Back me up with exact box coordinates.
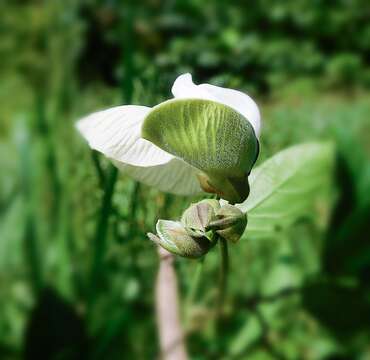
[1,0,370,359]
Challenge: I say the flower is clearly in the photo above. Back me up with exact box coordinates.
[148,199,247,258]
[77,73,261,202]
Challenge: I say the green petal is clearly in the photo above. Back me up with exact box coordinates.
[142,99,259,203]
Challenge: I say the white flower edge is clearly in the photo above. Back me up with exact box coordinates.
[76,105,174,167]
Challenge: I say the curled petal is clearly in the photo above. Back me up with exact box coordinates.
[172,73,261,137]
[171,73,216,100]
[76,105,173,167]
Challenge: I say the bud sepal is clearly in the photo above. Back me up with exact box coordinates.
[148,220,216,259]
[209,204,247,243]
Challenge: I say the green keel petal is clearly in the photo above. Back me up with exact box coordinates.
[142,99,259,203]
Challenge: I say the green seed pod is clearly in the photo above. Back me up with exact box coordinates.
[181,199,220,237]
[148,220,214,259]
[209,204,247,243]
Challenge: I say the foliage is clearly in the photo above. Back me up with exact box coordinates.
[241,142,335,238]
[2,0,370,102]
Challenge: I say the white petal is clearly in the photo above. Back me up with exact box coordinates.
[112,158,202,196]
[171,73,217,100]
[76,105,174,167]
[171,73,261,137]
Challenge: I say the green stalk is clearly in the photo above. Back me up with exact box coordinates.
[218,237,229,314]
[18,120,43,295]
[185,257,205,322]
[88,165,118,303]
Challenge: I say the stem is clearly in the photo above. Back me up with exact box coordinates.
[91,151,105,189]
[19,120,43,295]
[185,258,205,322]
[156,247,188,360]
[218,237,229,314]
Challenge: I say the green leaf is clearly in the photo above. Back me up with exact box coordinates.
[142,99,259,203]
[238,142,335,238]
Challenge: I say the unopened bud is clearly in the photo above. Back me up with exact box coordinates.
[209,204,247,243]
[181,199,220,237]
[148,220,214,259]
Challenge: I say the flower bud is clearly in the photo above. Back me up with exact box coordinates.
[181,199,220,237]
[209,204,247,243]
[148,220,214,259]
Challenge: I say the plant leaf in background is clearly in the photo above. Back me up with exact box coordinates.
[322,125,370,280]
[238,142,335,238]
[142,98,259,203]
